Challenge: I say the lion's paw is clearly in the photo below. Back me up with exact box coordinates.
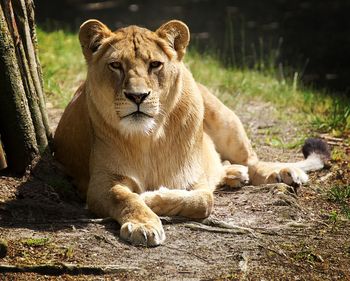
[266,167,308,186]
[120,219,165,247]
[222,164,249,188]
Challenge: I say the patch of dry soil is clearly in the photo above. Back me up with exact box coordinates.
[0,101,349,280]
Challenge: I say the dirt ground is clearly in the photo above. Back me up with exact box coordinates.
[0,101,349,280]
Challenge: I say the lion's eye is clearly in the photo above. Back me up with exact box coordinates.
[109,62,122,71]
[150,61,163,69]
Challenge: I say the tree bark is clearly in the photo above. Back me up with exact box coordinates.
[0,0,51,174]
[0,140,6,170]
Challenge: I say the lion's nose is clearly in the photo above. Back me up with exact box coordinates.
[124,92,150,105]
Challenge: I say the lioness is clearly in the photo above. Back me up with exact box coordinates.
[54,20,328,246]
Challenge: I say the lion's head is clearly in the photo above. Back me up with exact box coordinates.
[79,20,190,136]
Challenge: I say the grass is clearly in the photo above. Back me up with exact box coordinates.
[63,245,74,259]
[312,99,350,137]
[294,248,323,264]
[331,147,348,161]
[328,185,350,220]
[37,27,85,108]
[186,50,350,135]
[22,237,50,247]
[36,26,350,135]
[265,135,307,150]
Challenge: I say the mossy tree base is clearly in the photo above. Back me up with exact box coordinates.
[0,0,51,174]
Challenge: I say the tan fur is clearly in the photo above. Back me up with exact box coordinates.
[54,20,319,246]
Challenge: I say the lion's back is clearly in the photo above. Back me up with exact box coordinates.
[54,83,91,197]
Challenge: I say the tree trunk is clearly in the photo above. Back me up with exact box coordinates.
[0,0,51,174]
[0,140,6,170]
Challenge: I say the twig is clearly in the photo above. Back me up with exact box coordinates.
[202,217,255,233]
[285,221,311,228]
[320,134,344,143]
[326,141,349,147]
[320,134,349,147]
[318,172,334,182]
[0,263,142,275]
[183,222,252,235]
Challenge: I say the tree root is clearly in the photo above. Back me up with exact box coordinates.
[161,216,258,237]
[9,216,283,237]
[0,263,142,275]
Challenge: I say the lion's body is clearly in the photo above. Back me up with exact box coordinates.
[55,66,223,199]
[54,20,327,246]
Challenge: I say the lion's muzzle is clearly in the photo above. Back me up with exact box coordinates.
[124,91,150,105]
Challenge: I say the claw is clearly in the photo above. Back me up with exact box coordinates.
[120,221,165,247]
[223,164,249,188]
[267,167,308,186]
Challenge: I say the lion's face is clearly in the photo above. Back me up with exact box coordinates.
[79,20,189,136]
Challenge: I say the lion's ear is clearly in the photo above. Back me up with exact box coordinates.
[79,19,112,61]
[156,20,190,61]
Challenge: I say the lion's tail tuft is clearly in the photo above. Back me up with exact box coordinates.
[302,138,330,160]
[296,138,330,172]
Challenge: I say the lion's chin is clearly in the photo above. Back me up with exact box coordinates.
[118,114,156,137]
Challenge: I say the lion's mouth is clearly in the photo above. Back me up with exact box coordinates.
[122,110,153,119]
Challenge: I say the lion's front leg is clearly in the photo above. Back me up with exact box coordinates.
[87,175,165,247]
[140,182,214,219]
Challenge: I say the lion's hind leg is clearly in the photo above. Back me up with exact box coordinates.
[256,164,308,186]
[250,138,330,186]
[200,82,330,187]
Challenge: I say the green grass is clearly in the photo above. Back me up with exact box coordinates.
[312,99,350,136]
[186,50,350,134]
[328,185,350,220]
[37,27,85,108]
[329,185,350,202]
[37,27,350,135]
[22,237,50,247]
[294,248,323,264]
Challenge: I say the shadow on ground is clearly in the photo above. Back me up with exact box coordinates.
[0,102,349,280]
[0,156,349,280]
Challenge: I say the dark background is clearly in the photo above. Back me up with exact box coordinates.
[34,0,350,95]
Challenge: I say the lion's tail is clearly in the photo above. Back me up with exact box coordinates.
[294,138,330,172]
